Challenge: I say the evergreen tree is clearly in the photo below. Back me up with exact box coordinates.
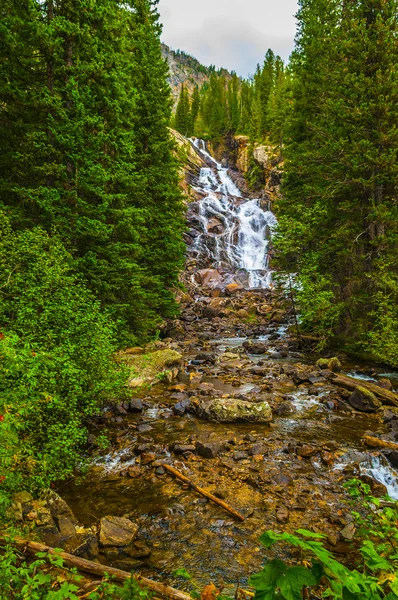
[227,73,241,133]
[174,84,191,136]
[190,85,200,135]
[0,0,184,342]
[275,0,398,364]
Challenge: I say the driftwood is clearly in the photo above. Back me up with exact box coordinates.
[332,374,398,407]
[363,436,398,451]
[0,536,191,600]
[163,464,245,522]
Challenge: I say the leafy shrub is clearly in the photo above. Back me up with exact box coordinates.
[250,481,398,600]
[0,217,126,511]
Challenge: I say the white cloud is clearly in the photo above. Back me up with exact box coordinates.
[158,0,298,76]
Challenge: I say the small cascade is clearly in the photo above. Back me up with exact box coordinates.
[188,139,277,289]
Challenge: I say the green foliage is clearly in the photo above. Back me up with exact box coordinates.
[274,0,398,366]
[0,543,152,599]
[250,480,398,600]
[174,84,192,137]
[0,219,125,509]
[0,0,185,343]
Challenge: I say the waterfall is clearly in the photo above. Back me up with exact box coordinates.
[187,139,277,289]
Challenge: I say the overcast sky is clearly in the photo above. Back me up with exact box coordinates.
[158,0,299,77]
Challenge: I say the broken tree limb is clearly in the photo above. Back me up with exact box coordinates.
[331,374,398,407]
[162,463,245,522]
[0,536,191,600]
[363,436,398,451]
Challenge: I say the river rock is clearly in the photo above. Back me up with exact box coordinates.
[348,387,382,413]
[196,269,224,288]
[243,341,268,354]
[225,282,242,295]
[99,516,139,547]
[197,398,272,423]
[173,398,191,416]
[129,399,143,412]
[196,440,222,458]
[73,534,99,560]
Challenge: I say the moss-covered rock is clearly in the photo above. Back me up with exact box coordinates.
[348,386,382,412]
[123,349,183,388]
[197,398,272,423]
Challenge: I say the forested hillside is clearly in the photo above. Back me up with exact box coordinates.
[173,0,398,367]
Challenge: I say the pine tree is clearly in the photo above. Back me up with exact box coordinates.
[0,0,185,342]
[190,85,200,135]
[275,0,398,364]
[174,84,191,136]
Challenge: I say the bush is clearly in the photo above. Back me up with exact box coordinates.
[0,217,125,511]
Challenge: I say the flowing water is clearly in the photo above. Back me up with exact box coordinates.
[188,139,277,289]
[60,143,398,592]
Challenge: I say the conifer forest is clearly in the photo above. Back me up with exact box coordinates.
[1,1,398,599]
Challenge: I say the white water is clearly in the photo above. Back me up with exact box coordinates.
[190,139,277,289]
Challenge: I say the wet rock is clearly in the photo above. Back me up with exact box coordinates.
[173,399,191,416]
[196,441,222,459]
[129,399,143,412]
[249,444,267,456]
[296,445,318,458]
[359,475,388,497]
[172,443,196,454]
[196,269,224,288]
[225,283,242,295]
[99,516,138,547]
[197,398,272,423]
[73,534,99,560]
[387,451,398,469]
[348,387,382,413]
[243,341,268,354]
[115,404,128,415]
[137,424,153,433]
[233,451,248,461]
[273,401,295,416]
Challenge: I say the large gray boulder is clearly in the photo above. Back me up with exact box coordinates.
[197,398,272,423]
[348,386,382,413]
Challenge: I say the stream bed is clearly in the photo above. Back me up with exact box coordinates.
[59,142,398,592]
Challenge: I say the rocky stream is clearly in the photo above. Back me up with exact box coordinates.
[21,140,398,594]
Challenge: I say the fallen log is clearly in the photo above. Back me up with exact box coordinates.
[363,436,398,451]
[0,536,190,600]
[163,463,245,522]
[332,374,398,407]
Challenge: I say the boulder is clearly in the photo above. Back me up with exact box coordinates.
[196,269,224,288]
[348,387,382,413]
[197,398,272,423]
[125,349,183,388]
[99,516,138,547]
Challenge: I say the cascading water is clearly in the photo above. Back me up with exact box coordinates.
[188,139,277,289]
